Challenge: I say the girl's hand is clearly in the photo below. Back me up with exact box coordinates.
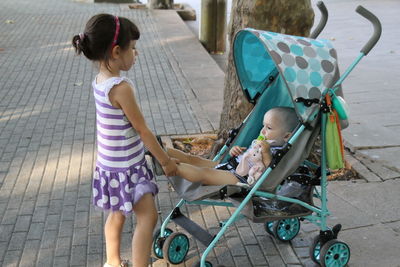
[162,158,180,176]
[229,146,247,157]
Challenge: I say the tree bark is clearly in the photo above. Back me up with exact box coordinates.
[218,0,314,139]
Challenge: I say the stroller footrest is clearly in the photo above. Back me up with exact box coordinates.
[171,211,214,247]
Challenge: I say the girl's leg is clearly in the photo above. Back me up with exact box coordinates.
[132,193,158,267]
[166,148,217,168]
[105,211,126,266]
[177,163,239,185]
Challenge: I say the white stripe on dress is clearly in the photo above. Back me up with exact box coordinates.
[97,134,140,148]
[96,115,130,126]
[95,103,124,116]
[97,141,144,158]
[97,124,135,137]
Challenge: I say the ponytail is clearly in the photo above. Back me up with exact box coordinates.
[72,33,85,55]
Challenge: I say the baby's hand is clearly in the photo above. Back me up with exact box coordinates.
[259,140,270,150]
[229,146,246,157]
[253,140,270,151]
[162,158,180,176]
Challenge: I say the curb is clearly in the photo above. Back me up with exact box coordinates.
[345,151,382,183]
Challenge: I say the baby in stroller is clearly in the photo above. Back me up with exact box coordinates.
[161,107,294,185]
[157,106,312,215]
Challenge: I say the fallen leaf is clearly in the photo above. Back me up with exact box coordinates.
[5,20,14,24]
[74,82,83,86]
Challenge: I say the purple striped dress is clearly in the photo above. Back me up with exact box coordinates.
[92,76,158,214]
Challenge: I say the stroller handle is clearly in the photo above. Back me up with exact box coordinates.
[356,5,382,55]
[310,1,328,39]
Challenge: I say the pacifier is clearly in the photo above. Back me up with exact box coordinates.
[254,135,276,145]
[256,134,265,141]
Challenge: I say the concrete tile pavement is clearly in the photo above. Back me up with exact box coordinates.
[0,1,216,266]
[0,0,296,266]
[1,0,399,266]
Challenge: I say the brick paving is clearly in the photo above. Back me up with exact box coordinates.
[0,0,304,266]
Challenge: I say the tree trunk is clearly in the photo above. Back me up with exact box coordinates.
[218,0,314,139]
[148,0,174,9]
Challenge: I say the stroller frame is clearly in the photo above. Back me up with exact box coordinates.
[154,3,381,267]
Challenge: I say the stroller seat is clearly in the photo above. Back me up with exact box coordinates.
[166,156,317,223]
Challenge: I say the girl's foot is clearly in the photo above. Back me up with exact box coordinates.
[103,259,129,267]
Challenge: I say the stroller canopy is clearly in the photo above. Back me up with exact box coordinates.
[233,28,339,122]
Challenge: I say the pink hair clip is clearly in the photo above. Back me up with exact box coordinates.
[76,33,85,46]
[79,32,85,41]
[111,16,120,49]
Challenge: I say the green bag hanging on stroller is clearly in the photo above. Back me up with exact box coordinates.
[325,94,345,170]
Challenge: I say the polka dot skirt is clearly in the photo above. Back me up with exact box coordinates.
[92,162,158,214]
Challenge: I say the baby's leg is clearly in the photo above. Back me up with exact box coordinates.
[166,147,217,168]
[132,193,158,267]
[177,163,238,185]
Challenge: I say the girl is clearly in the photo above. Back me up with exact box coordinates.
[72,14,179,267]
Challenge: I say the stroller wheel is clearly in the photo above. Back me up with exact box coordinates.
[264,221,275,235]
[272,218,301,242]
[192,260,213,267]
[309,235,322,264]
[152,228,173,259]
[162,232,190,265]
[319,239,350,267]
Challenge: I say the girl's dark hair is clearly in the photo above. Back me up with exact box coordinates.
[72,14,140,63]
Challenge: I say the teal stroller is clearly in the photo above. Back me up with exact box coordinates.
[151,3,381,267]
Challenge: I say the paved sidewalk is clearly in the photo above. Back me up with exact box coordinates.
[0,0,295,267]
[0,0,399,266]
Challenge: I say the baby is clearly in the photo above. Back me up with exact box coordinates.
[163,107,298,186]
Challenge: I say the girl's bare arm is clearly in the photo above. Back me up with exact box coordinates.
[109,82,178,175]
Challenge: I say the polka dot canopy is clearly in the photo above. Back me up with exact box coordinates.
[234,28,339,122]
